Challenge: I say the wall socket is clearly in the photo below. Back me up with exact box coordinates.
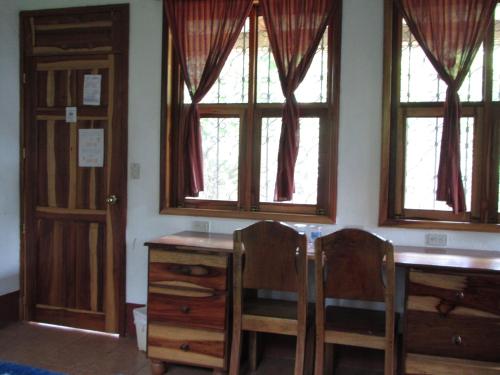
[193,220,210,233]
[425,233,447,247]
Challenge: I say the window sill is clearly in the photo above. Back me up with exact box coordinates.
[161,207,335,224]
[380,218,500,233]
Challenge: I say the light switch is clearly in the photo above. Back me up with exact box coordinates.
[130,163,140,179]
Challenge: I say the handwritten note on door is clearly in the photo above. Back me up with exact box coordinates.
[78,129,104,167]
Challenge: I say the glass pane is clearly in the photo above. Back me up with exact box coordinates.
[256,17,328,104]
[260,117,319,204]
[400,21,483,103]
[192,117,239,201]
[184,19,250,104]
[404,117,473,211]
[493,4,500,101]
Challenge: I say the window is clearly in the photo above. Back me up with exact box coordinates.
[161,4,341,222]
[380,1,500,231]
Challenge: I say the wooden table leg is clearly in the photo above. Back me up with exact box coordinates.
[151,360,167,375]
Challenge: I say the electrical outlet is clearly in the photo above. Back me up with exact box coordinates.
[193,220,210,233]
[425,233,447,247]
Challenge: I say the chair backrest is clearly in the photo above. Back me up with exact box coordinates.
[316,228,394,302]
[234,221,307,293]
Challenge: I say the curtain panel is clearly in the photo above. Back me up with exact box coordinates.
[164,0,252,197]
[261,0,338,201]
[397,0,496,213]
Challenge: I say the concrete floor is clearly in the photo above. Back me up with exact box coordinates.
[0,322,383,375]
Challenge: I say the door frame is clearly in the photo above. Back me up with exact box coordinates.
[19,4,129,334]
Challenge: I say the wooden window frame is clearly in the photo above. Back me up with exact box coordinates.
[379,0,500,232]
[160,4,342,224]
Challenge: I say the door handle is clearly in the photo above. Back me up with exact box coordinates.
[105,195,118,205]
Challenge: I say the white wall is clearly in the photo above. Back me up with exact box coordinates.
[0,0,498,302]
[0,0,22,295]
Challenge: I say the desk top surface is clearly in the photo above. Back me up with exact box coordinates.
[146,231,500,273]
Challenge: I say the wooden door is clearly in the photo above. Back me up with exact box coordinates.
[20,5,129,334]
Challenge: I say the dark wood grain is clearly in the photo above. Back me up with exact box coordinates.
[319,229,389,302]
[36,219,104,312]
[408,269,500,317]
[325,306,386,337]
[148,292,226,330]
[230,221,308,375]
[0,291,20,324]
[146,232,500,272]
[148,326,224,359]
[145,231,233,253]
[240,221,302,292]
[396,246,500,272]
[34,305,105,332]
[314,228,396,375]
[406,310,500,362]
[149,262,227,291]
[21,4,129,334]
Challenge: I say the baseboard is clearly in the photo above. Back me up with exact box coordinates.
[125,303,145,337]
[0,291,20,324]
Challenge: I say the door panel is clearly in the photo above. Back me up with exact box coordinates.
[21,5,128,333]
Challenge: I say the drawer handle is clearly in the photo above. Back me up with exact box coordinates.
[180,266,192,276]
[180,305,190,314]
[180,343,190,351]
[452,335,463,345]
[455,291,465,300]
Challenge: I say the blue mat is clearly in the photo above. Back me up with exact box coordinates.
[0,362,65,375]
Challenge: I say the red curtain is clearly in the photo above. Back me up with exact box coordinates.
[398,0,496,213]
[164,0,252,197]
[261,0,337,201]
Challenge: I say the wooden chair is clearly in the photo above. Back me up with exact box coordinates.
[229,221,308,375]
[314,229,396,375]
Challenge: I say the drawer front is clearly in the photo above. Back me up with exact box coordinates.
[406,310,500,362]
[408,269,500,318]
[405,353,500,375]
[148,323,225,369]
[149,249,227,291]
[148,288,226,330]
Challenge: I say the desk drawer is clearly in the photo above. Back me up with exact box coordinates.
[149,249,227,291]
[148,288,226,330]
[406,353,500,375]
[148,323,225,369]
[406,310,500,362]
[408,269,500,317]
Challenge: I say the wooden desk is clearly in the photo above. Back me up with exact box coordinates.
[145,231,500,374]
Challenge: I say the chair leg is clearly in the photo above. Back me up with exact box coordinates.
[249,331,260,371]
[384,345,395,375]
[324,344,334,374]
[304,321,315,375]
[229,324,242,375]
[294,329,306,375]
[314,338,324,375]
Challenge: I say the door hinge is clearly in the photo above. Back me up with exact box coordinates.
[22,73,26,84]
[21,223,25,234]
[22,147,26,160]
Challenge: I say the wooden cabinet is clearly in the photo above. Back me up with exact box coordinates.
[145,233,233,374]
[145,233,500,374]
[404,268,500,374]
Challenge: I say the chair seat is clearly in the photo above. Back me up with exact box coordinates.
[325,306,386,337]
